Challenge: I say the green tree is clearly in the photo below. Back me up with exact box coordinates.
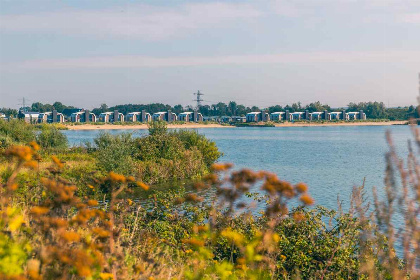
[305,101,330,112]
[52,102,65,113]
[173,104,184,114]
[228,101,237,116]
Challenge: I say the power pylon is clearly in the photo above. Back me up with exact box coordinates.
[193,90,204,109]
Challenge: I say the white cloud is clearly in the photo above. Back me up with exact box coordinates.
[1,1,419,41]
[0,2,261,40]
[9,50,420,70]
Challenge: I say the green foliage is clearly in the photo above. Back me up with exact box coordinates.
[93,132,135,175]
[36,126,68,149]
[0,233,30,277]
[0,108,18,118]
[30,101,75,113]
[169,129,221,167]
[132,126,220,183]
[275,207,360,279]
[0,119,35,148]
[0,206,31,278]
[148,121,168,136]
[346,101,418,120]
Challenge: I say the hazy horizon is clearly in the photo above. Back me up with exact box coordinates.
[1,0,420,109]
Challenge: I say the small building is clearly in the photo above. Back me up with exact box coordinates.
[70,110,97,123]
[99,111,124,123]
[310,112,323,120]
[126,110,151,122]
[203,116,220,122]
[18,110,39,123]
[62,108,82,119]
[347,111,366,120]
[178,111,203,122]
[329,112,342,120]
[246,111,270,122]
[246,112,259,122]
[290,112,305,121]
[0,113,6,120]
[38,111,65,123]
[270,112,285,121]
[221,116,233,123]
[231,116,246,123]
[152,111,177,122]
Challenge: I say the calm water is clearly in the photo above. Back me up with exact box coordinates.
[63,125,412,210]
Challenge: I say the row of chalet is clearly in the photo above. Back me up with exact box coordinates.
[16,109,204,124]
[246,110,366,122]
[14,108,365,124]
[70,110,203,123]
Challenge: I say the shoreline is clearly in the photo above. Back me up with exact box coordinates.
[273,120,408,127]
[65,123,230,130]
[65,121,408,130]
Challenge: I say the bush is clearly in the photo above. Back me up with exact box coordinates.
[93,132,136,175]
[148,121,167,136]
[0,119,35,147]
[169,129,221,167]
[36,126,68,149]
[133,127,220,183]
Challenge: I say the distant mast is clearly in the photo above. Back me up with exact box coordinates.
[193,90,204,109]
[19,97,29,112]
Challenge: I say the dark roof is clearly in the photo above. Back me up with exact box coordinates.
[62,108,82,116]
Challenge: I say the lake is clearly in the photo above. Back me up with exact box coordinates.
[63,125,413,211]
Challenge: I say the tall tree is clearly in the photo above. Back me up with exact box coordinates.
[228,101,237,116]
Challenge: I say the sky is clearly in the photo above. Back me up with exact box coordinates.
[0,0,420,109]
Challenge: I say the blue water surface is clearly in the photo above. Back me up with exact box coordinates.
[63,125,412,210]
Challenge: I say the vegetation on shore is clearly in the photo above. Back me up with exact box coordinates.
[2,100,418,121]
[0,119,419,279]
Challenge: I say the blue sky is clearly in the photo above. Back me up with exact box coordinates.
[1,0,419,109]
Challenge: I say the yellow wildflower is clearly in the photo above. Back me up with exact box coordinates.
[136,181,150,191]
[99,273,114,280]
[300,194,314,205]
[29,141,40,151]
[30,206,50,215]
[51,155,64,168]
[87,200,98,206]
[295,182,308,193]
[109,171,126,183]
[210,163,233,172]
[61,231,81,242]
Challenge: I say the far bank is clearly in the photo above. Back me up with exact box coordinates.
[64,120,408,130]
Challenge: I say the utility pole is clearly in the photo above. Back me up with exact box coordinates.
[18,97,30,112]
[193,90,204,109]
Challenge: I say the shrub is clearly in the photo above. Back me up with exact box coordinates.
[169,129,221,167]
[36,126,68,149]
[148,121,167,136]
[93,132,135,175]
[0,119,35,147]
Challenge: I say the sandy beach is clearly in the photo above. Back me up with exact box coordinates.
[65,121,408,130]
[273,120,408,127]
[65,123,229,130]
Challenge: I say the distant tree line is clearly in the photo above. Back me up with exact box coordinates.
[0,101,418,120]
